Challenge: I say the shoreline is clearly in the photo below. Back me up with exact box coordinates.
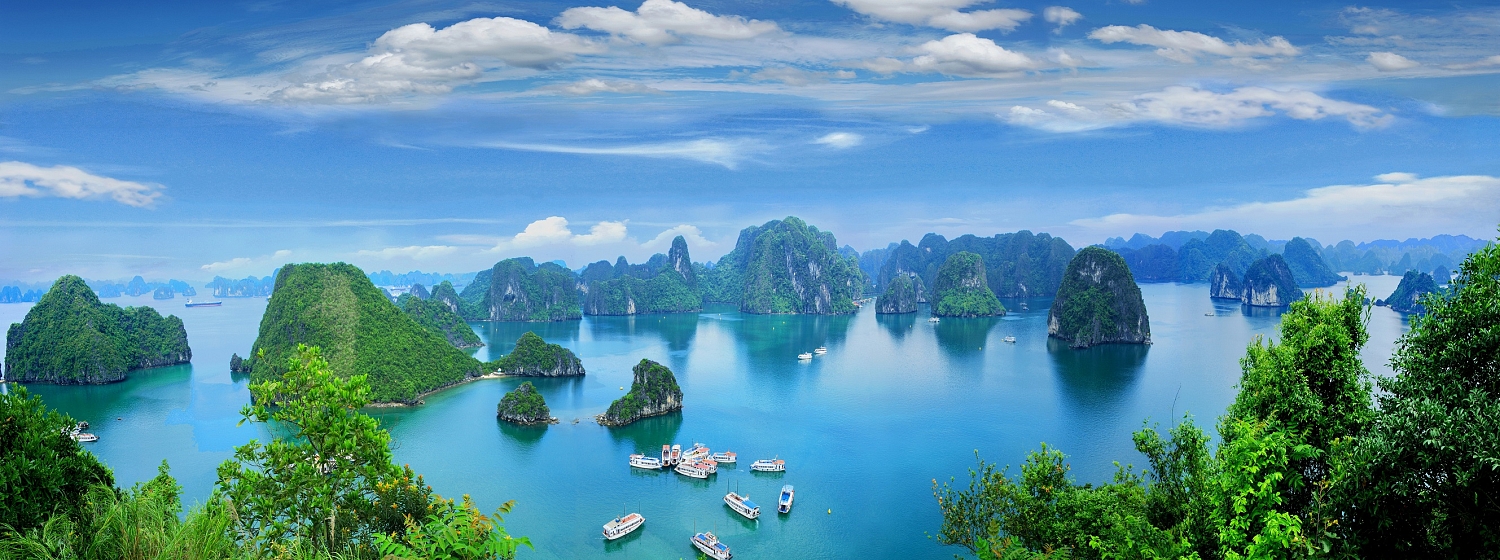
[364,371,521,408]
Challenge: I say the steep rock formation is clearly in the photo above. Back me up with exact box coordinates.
[1241,255,1304,307]
[1047,248,1151,348]
[1117,244,1179,283]
[461,258,581,322]
[876,274,919,314]
[701,217,865,314]
[1384,270,1440,314]
[429,281,461,314]
[598,359,683,426]
[245,263,483,404]
[399,294,483,349]
[496,381,554,425]
[4,276,191,384]
[931,252,1005,317]
[1281,237,1345,287]
[1175,230,1264,282]
[1209,262,1244,300]
[876,231,1074,298]
[582,235,702,315]
[491,332,584,377]
[408,283,431,300]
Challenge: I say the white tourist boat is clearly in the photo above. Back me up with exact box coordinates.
[797,352,813,360]
[675,462,709,479]
[692,531,732,560]
[928,317,940,323]
[711,451,737,464]
[629,454,662,470]
[71,431,99,443]
[669,444,682,465]
[778,485,795,514]
[697,459,719,474]
[602,512,644,540]
[1003,336,1017,343]
[724,492,761,519]
[750,458,786,472]
[813,347,827,354]
[682,443,711,462]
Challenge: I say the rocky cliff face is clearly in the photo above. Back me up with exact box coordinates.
[497,381,554,425]
[429,281,461,314]
[714,217,865,315]
[1240,255,1304,307]
[1209,262,1244,300]
[1383,270,1440,313]
[668,235,697,287]
[483,258,582,321]
[1281,237,1344,287]
[598,359,683,426]
[876,274,919,314]
[1047,247,1150,348]
[492,332,585,377]
[582,235,701,315]
[876,231,1075,298]
[4,275,191,384]
[931,251,1004,317]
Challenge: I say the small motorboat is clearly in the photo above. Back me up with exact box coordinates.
[602,512,644,540]
[711,451,737,464]
[629,454,662,470]
[1205,312,1215,316]
[724,492,760,519]
[661,444,673,465]
[778,485,795,514]
[675,462,709,479]
[77,421,89,430]
[813,347,827,355]
[72,432,99,443]
[797,352,813,360]
[692,531,732,560]
[1003,336,1016,343]
[671,444,682,465]
[751,458,786,472]
[928,317,940,323]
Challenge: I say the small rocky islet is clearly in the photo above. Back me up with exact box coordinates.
[496,381,555,425]
[930,251,1005,318]
[491,332,584,377]
[1379,270,1441,313]
[596,359,683,427]
[1047,247,1151,349]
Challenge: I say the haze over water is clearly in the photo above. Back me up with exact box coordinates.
[1,275,1409,559]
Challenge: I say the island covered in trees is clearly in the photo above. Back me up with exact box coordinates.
[597,359,683,426]
[4,275,191,383]
[1047,247,1151,348]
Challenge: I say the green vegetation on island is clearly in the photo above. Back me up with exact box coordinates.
[489,332,584,377]
[582,235,701,315]
[1281,237,1345,287]
[458,258,580,322]
[1381,270,1441,313]
[496,382,552,425]
[598,359,683,426]
[0,386,115,532]
[699,216,865,314]
[243,263,483,404]
[931,252,1005,317]
[1239,253,1304,306]
[4,275,191,384]
[397,292,483,349]
[876,274,919,314]
[876,231,1075,301]
[1047,247,1150,348]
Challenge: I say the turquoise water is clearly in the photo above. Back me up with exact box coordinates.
[1,277,1410,559]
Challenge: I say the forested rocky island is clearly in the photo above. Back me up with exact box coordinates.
[598,359,682,426]
[875,231,1074,300]
[581,235,701,315]
[1210,254,1304,307]
[491,332,584,377]
[4,275,191,383]
[1047,247,1150,348]
[397,285,483,349]
[242,262,483,404]
[698,216,865,314]
[931,252,1004,317]
[1382,270,1441,313]
[876,274,919,314]
[458,258,581,321]
[496,381,554,424]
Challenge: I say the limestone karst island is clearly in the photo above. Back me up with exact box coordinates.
[4,1,1498,557]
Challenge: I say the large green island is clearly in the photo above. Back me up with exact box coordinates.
[1047,247,1151,348]
[4,275,191,383]
[699,216,866,314]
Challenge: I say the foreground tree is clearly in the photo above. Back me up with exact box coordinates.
[0,386,114,534]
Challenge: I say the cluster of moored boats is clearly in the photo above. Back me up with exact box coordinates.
[796,346,828,361]
[609,442,795,558]
[66,421,97,442]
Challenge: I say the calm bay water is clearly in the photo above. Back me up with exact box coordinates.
[1,276,1410,559]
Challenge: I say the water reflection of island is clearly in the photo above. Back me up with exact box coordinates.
[729,311,855,367]
[933,316,1000,357]
[875,311,918,340]
[587,312,701,352]
[1047,339,1150,410]
[603,410,684,455]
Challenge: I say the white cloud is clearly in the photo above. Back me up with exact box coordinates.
[0,161,163,207]
[1043,7,1082,33]
[1002,86,1390,131]
[643,224,717,250]
[1069,173,1500,242]
[202,249,292,273]
[733,67,856,86]
[272,17,602,103]
[832,0,1032,32]
[483,138,765,168]
[538,78,663,95]
[814,132,864,148]
[1088,24,1298,63]
[556,0,779,45]
[1445,54,1500,70]
[909,33,1038,76]
[506,216,630,249]
[1367,51,1419,71]
[355,245,458,260]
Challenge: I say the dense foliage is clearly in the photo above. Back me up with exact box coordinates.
[583,237,701,315]
[489,332,584,377]
[940,233,1500,559]
[0,385,115,533]
[932,252,1005,317]
[1176,230,1264,283]
[496,382,551,424]
[398,292,484,349]
[460,258,581,321]
[4,275,191,384]
[705,216,865,314]
[1047,248,1150,348]
[1380,270,1440,313]
[601,359,683,426]
[1281,237,1345,287]
[246,263,483,404]
[876,274,919,314]
[878,231,1074,298]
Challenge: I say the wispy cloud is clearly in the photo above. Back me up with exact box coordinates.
[202,249,292,273]
[481,138,767,168]
[355,245,458,260]
[0,161,164,207]
[832,0,1033,32]
[1003,86,1390,131]
[556,0,780,45]
[814,132,864,149]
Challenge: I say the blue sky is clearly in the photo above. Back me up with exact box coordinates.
[1,0,1497,281]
